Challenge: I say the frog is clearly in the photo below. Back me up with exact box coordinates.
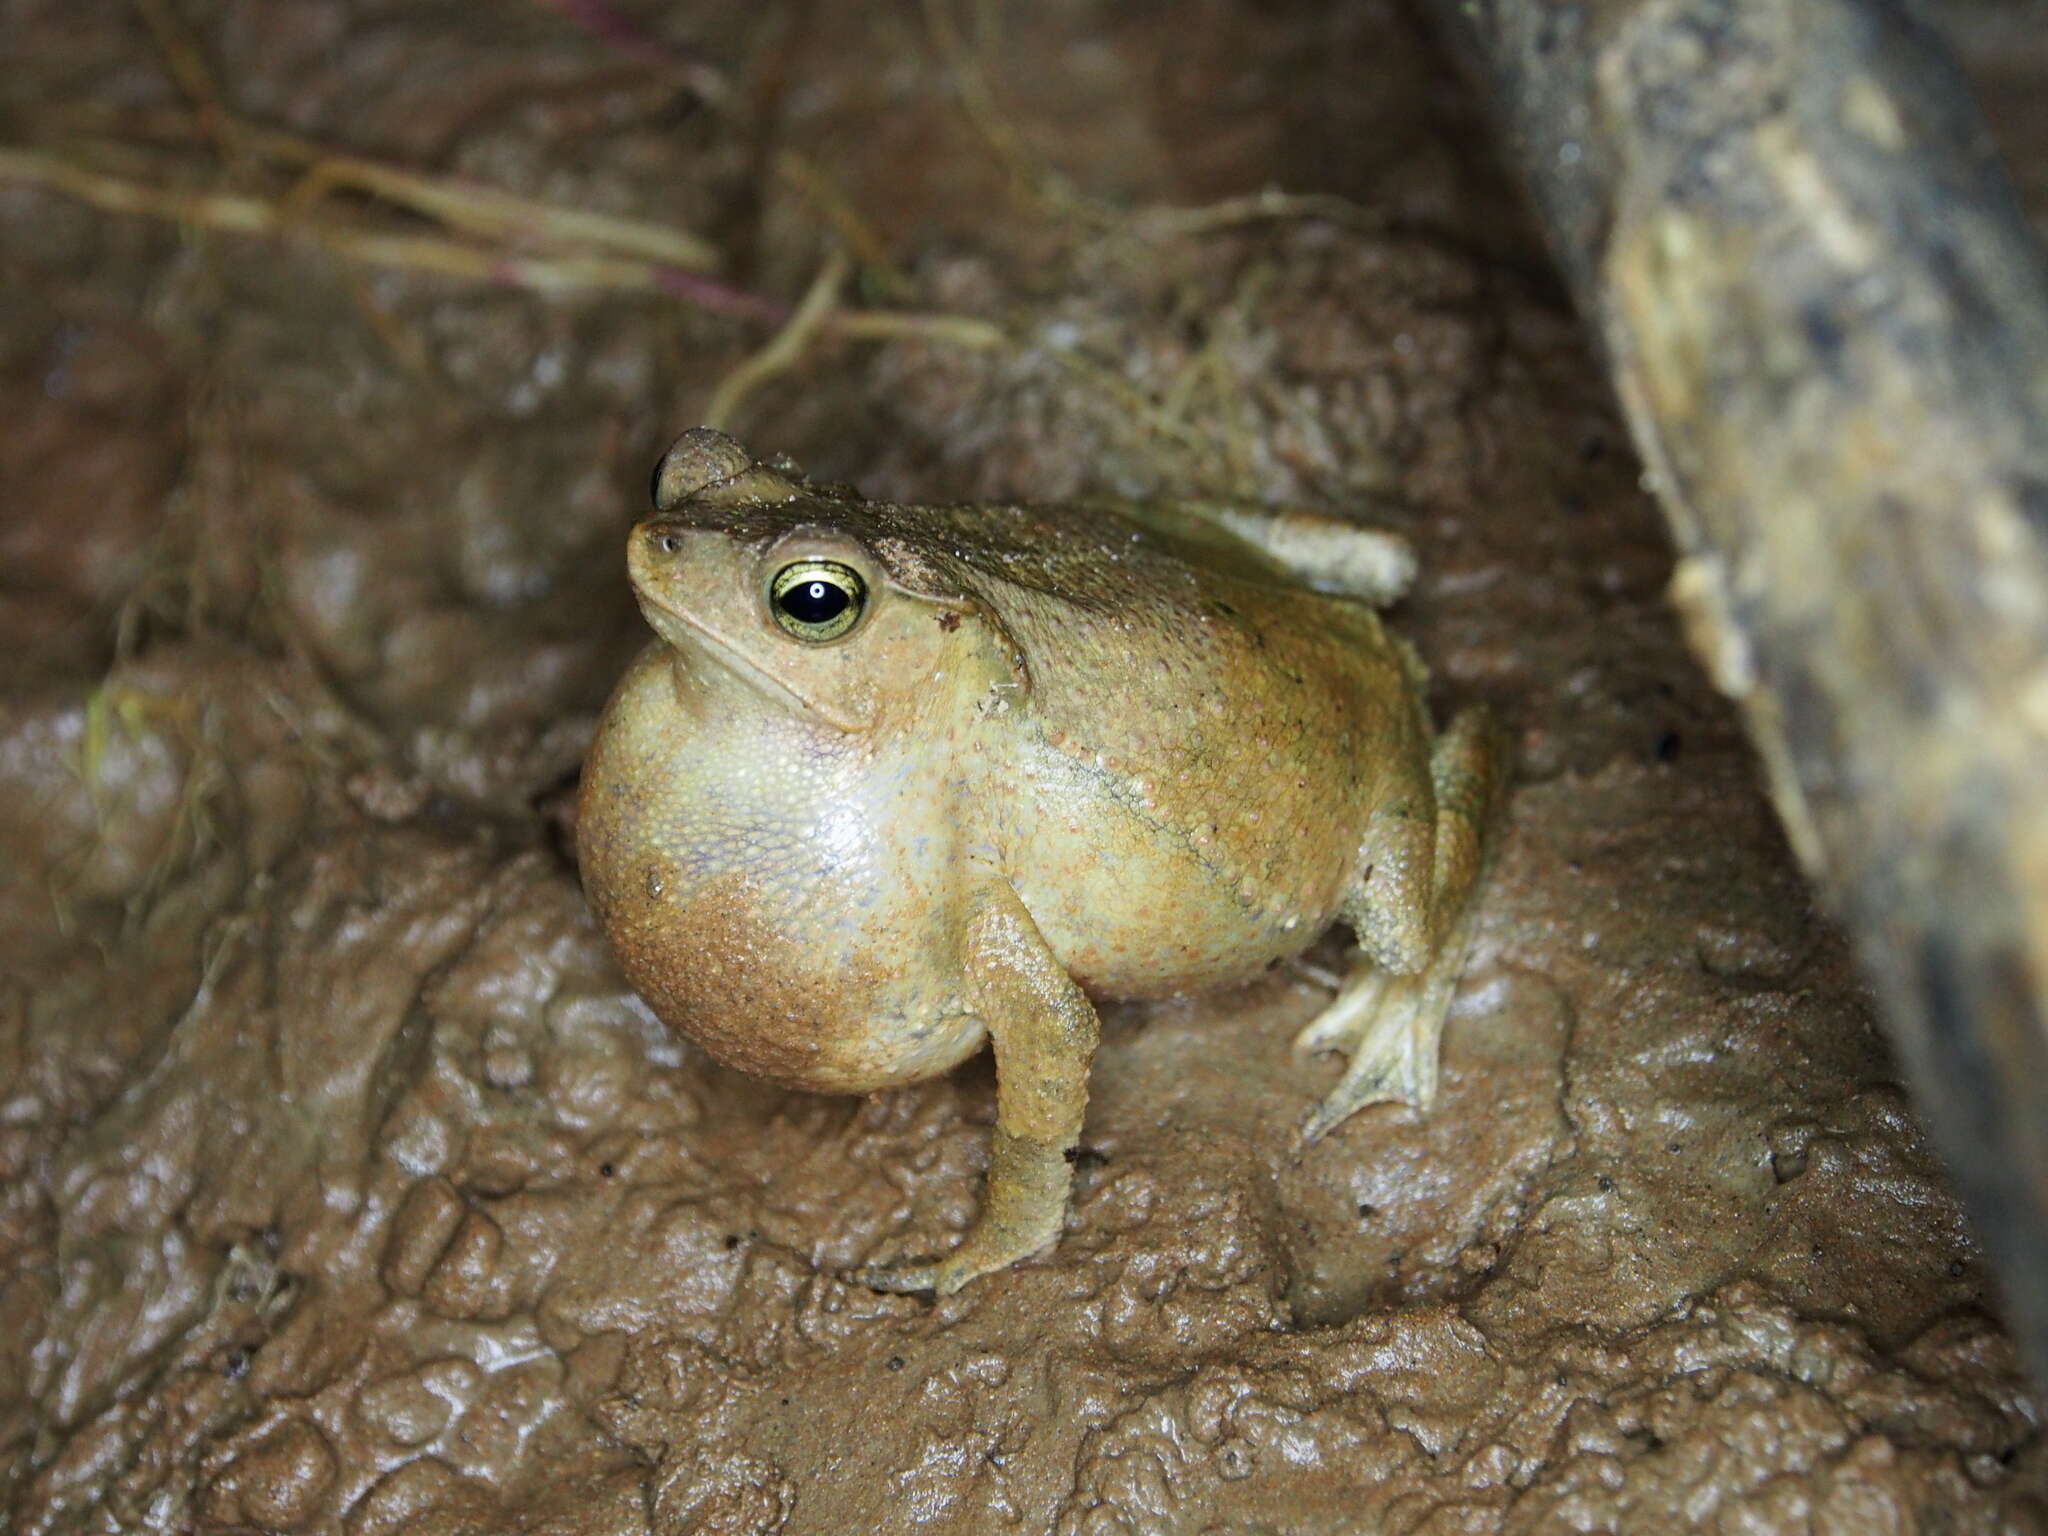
[576,427,1506,1295]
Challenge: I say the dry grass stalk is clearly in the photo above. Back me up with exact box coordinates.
[0,144,1013,351]
[0,147,729,298]
[282,154,720,273]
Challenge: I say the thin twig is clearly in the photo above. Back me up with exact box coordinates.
[1040,342,1214,457]
[0,146,774,310]
[528,0,736,109]
[701,251,1011,429]
[919,0,1109,227]
[828,308,1006,348]
[704,247,854,428]
[774,149,915,299]
[129,0,246,165]
[1128,187,1396,242]
[282,153,720,272]
[3,144,1015,355]
[48,73,722,272]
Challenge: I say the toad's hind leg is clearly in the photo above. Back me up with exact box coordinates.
[1106,498,1419,606]
[1295,706,1506,1145]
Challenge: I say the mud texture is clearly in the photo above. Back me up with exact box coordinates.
[2,2,2044,1533]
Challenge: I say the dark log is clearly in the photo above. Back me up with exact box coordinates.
[1424,0,2048,1374]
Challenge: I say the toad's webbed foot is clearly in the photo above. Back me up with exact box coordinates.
[1299,705,1505,1146]
[1292,900,1481,1145]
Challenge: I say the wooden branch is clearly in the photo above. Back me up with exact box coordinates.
[1424,0,2048,1374]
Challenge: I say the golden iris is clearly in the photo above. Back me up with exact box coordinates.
[769,560,866,641]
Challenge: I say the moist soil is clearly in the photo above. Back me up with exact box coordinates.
[4,1,2046,1532]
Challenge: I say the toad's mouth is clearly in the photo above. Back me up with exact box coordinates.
[634,590,869,733]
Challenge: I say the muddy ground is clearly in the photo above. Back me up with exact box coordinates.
[4,1,2047,1531]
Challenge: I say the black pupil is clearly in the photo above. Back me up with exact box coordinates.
[781,578,848,625]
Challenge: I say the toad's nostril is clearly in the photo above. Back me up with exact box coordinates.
[656,533,681,554]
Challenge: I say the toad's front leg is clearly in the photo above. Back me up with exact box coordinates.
[857,885,1098,1296]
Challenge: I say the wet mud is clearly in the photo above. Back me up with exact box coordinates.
[3,1,2045,1531]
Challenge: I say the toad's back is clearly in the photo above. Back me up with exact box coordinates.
[920,496,1431,996]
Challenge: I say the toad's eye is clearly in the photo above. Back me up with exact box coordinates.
[769,560,867,642]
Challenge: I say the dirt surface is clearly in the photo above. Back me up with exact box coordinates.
[3,1,2045,1532]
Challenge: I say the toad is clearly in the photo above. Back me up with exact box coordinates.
[577,428,1505,1294]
